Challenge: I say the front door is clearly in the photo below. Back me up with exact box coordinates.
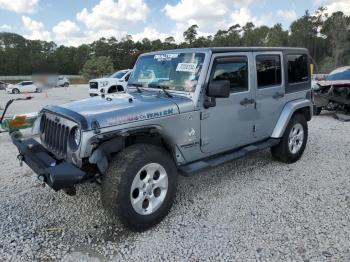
[253,52,285,139]
[200,53,256,154]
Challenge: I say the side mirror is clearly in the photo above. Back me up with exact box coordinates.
[207,80,230,98]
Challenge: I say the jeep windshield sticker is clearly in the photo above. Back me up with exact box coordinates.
[106,108,175,125]
[176,63,198,73]
[154,54,179,61]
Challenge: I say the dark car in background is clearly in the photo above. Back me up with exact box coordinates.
[0,81,9,90]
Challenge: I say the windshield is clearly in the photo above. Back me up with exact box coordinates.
[326,68,350,81]
[128,52,205,92]
[110,70,128,79]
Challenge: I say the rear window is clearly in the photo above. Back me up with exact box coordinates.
[287,54,308,83]
[256,55,281,88]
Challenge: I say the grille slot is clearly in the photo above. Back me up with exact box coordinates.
[89,82,98,89]
[43,117,70,157]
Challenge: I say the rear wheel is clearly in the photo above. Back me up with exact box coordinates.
[271,114,308,163]
[64,82,69,87]
[101,144,177,231]
[12,88,20,94]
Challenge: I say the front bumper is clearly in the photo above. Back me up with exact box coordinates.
[13,138,85,191]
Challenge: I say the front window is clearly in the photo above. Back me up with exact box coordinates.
[129,52,206,92]
[110,70,128,79]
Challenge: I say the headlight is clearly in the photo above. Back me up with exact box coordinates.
[32,115,43,135]
[69,126,81,150]
[100,81,109,87]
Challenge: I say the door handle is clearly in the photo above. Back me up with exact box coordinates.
[272,92,284,99]
[240,98,255,106]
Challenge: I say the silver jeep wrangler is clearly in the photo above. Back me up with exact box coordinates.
[13,47,312,231]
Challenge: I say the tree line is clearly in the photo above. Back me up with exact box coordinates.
[0,8,349,78]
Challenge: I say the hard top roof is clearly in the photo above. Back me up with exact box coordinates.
[146,47,308,54]
[209,47,308,53]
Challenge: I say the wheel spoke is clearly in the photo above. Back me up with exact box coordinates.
[148,194,161,211]
[145,165,158,176]
[132,194,146,214]
[132,175,145,190]
[154,174,168,189]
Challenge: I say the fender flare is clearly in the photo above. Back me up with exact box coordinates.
[89,125,179,174]
[271,99,313,138]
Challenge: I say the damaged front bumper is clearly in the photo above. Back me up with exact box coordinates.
[13,138,85,191]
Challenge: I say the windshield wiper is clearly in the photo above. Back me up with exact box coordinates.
[128,82,143,93]
[148,84,173,98]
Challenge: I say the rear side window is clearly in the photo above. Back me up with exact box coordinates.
[287,54,308,83]
[211,56,248,93]
[23,82,32,86]
[256,55,281,88]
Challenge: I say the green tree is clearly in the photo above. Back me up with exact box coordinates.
[321,11,350,69]
[183,24,199,45]
[164,36,175,43]
[1,7,350,76]
[80,56,114,80]
[266,24,288,46]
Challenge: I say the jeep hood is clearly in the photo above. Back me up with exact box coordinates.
[44,92,194,130]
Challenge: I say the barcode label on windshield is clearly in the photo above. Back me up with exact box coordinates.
[176,63,197,72]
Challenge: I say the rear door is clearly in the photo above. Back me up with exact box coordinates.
[253,52,285,139]
[200,52,256,154]
[23,81,35,92]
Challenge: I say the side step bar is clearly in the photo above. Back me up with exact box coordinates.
[179,138,280,176]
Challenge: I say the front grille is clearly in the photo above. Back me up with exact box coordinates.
[90,81,98,89]
[41,115,70,157]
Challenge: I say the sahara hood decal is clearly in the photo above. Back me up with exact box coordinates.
[106,108,175,125]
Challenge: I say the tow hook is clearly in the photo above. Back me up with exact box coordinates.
[37,175,46,187]
[17,154,24,167]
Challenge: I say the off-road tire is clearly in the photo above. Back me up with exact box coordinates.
[12,88,20,94]
[101,144,177,231]
[271,114,308,163]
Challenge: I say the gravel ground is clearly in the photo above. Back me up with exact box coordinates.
[0,87,349,261]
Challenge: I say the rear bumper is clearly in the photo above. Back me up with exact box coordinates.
[13,138,85,191]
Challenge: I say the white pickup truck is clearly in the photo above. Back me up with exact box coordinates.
[89,69,132,97]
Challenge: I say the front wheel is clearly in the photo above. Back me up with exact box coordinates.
[101,144,177,231]
[271,114,308,163]
[12,88,20,94]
